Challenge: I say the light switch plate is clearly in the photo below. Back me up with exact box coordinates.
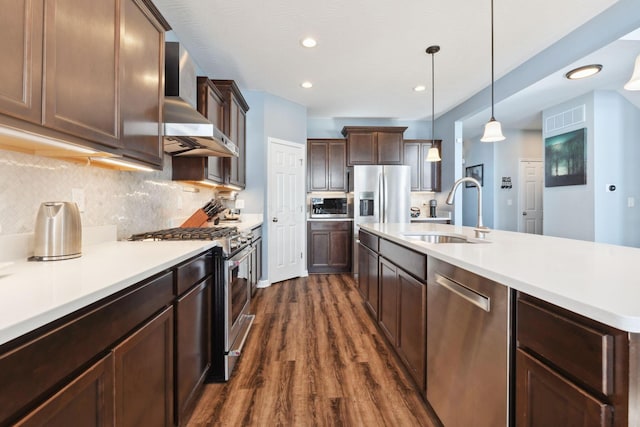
[628,197,635,208]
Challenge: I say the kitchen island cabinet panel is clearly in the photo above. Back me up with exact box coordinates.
[43,0,121,148]
[378,257,399,347]
[114,306,174,427]
[516,349,613,427]
[14,353,115,427]
[0,0,43,124]
[515,292,628,426]
[119,0,165,167]
[397,270,426,391]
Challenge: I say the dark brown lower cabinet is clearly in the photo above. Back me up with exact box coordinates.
[175,279,211,426]
[357,243,379,317]
[516,349,613,427]
[515,293,628,427]
[14,353,115,427]
[397,270,426,391]
[307,221,352,273]
[378,257,399,346]
[114,307,174,427]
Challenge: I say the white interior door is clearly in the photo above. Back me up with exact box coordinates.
[267,138,305,284]
[519,160,543,234]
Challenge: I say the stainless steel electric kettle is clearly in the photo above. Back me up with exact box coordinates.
[32,202,82,261]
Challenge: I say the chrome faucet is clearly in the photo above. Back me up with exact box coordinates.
[446,177,491,239]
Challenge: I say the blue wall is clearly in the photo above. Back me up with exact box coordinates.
[244,91,307,282]
[308,117,430,140]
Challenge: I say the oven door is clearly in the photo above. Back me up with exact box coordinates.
[224,246,254,379]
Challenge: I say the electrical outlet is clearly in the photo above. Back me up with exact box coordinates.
[628,197,635,208]
[177,196,183,210]
[507,199,513,206]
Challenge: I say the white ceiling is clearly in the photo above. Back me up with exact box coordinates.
[152,0,624,124]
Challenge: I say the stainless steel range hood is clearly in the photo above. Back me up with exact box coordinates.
[163,42,238,157]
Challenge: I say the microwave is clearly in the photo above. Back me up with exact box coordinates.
[310,197,350,218]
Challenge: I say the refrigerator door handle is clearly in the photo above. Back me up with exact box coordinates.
[383,172,388,222]
[378,172,383,223]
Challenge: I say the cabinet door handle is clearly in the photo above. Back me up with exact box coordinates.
[272,217,278,222]
[522,212,527,216]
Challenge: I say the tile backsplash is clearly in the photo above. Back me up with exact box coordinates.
[0,150,216,240]
[410,192,451,218]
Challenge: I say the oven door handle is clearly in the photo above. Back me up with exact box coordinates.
[228,249,252,267]
[228,314,255,356]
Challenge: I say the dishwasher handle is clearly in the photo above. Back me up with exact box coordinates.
[435,273,491,312]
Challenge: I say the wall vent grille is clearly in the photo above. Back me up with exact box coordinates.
[544,105,585,134]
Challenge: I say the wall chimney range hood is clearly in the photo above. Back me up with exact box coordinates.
[163,42,238,157]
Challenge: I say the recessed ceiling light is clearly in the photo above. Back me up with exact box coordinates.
[414,85,426,92]
[565,64,603,80]
[301,81,313,89]
[301,38,317,48]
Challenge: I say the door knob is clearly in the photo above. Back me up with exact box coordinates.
[272,217,278,222]
[522,212,527,216]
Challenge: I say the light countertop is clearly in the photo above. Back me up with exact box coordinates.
[361,222,640,332]
[0,240,217,346]
[217,213,263,232]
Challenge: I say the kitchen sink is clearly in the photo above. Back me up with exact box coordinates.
[403,233,470,243]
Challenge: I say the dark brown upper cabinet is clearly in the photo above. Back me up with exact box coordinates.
[0,0,43,124]
[43,0,121,148]
[119,0,166,168]
[0,0,169,169]
[342,126,406,166]
[307,139,347,192]
[403,140,441,192]
[213,80,249,189]
[173,77,226,184]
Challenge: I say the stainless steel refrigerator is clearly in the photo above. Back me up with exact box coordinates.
[353,165,411,274]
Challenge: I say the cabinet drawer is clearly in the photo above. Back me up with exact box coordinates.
[517,298,614,396]
[379,238,426,281]
[176,252,211,295]
[308,220,351,231]
[359,229,379,252]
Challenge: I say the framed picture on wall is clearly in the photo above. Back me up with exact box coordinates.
[465,164,484,187]
[544,128,586,187]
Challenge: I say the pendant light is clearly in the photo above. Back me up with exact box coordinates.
[624,54,640,90]
[426,45,441,162]
[481,0,505,142]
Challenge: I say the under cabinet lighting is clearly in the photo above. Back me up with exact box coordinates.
[301,81,313,89]
[565,64,602,80]
[414,85,426,92]
[90,157,154,172]
[0,126,97,155]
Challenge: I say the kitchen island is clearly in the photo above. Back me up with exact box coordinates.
[359,222,640,427]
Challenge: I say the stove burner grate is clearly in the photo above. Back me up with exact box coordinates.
[129,226,238,241]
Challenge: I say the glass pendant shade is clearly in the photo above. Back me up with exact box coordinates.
[481,118,505,142]
[426,146,441,162]
[624,54,640,91]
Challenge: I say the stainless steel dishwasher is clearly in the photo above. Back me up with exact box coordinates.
[426,257,510,426]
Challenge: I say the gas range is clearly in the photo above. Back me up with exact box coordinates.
[129,226,246,257]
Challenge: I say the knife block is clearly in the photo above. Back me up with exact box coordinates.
[180,209,220,227]
[180,209,209,228]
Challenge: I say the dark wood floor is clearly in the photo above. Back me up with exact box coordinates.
[187,274,437,426]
